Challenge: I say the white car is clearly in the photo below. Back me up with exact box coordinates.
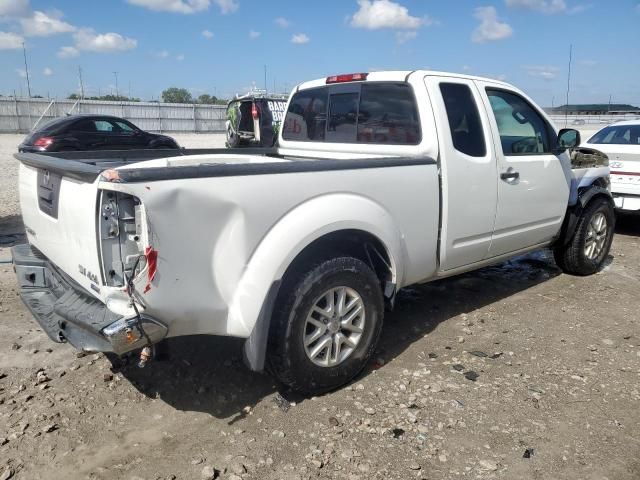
[12,70,613,394]
[582,120,640,212]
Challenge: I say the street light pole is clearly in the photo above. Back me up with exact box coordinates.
[22,42,32,98]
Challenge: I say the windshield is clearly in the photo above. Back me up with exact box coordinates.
[588,125,640,145]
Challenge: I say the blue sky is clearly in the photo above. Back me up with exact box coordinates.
[1,0,639,106]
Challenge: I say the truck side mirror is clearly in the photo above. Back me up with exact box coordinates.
[557,128,581,151]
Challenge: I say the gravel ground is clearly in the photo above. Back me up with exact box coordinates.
[1,132,639,480]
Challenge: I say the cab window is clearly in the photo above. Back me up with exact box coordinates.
[440,83,486,157]
[486,89,552,155]
[282,88,328,141]
[282,82,420,145]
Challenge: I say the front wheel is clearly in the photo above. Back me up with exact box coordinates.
[267,257,384,395]
[554,196,615,275]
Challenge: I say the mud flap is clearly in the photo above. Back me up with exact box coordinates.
[242,280,281,372]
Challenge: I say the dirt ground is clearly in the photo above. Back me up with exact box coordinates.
[1,133,639,480]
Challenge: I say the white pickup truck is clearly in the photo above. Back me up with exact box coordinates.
[12,71,614,394]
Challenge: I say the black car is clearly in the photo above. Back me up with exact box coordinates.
[18,115,180,152]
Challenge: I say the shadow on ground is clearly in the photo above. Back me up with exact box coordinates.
[0,214,25,247]
[122,250,562,421]
[615,212,640,236]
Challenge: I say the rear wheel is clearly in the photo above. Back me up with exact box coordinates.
[267,257,384,395]
[554,196,615,275]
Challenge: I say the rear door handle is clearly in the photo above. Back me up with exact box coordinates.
[500,169,520,182]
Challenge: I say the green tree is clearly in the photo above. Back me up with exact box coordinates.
[197,94,218,104]
[162,87,192,104]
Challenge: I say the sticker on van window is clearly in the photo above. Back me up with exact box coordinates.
[267,101,287,124]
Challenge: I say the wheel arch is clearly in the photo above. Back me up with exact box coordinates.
[235,193,406,371]
[555,185,614,248]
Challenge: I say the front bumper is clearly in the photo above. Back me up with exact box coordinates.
[11,243,167,355]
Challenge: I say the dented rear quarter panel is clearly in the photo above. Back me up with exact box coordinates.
[99,162,440,338]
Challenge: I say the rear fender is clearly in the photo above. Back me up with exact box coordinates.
[232,194,405,368]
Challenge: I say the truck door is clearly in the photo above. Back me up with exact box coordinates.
[476,83,569,257]
[424,76,498,270]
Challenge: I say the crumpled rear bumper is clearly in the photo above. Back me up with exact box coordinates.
[11,243,167,355]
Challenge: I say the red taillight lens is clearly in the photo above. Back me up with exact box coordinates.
[326,73,369,84]
[33,136,54,147]
[251,103,259,119]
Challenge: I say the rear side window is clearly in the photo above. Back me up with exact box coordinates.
[282,88,328,141]
[439,83,486,157]
[282,82,420,145]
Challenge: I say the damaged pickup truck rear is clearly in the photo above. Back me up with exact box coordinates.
[12,71,614,394]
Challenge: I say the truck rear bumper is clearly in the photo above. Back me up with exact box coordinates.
[11,243,167,355]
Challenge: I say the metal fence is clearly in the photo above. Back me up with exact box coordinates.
[549,114,640,128]
[0,97,227,134]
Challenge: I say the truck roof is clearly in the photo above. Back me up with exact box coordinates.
[295,70,512,92]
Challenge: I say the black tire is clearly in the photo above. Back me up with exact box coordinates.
[267,257,384,395]
[554,196,615,276]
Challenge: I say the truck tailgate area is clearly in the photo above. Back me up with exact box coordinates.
[18,162,105,297]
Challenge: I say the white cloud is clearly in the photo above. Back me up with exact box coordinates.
[155,49,170,58]
[212,0,238,14]
[524,65,560,80]
[127,0,210,14]
[291,33,309,44]
[471,6,513,43]
[16,68,26,78]
[73,28,137,53]
[176,53,184,60]
[0,31,23,49]
[505,0,589,15]
[57,45,79,58]
[249,29,260,39]
[395,30,416,44]
[274,17,290,28]
[0,0,30,17]
[350,0,425,30]
[43,67,53,76]
[201,29,213,38]
[462,65,472,71]
[20,10,75,37]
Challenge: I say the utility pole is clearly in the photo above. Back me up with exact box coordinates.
[113,71,119,98]
[564,44,572,127]
[22,42,32,98]
[78,66,85,99]
[607,94,612,114]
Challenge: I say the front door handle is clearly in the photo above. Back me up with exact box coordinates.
[500,168,520,182]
